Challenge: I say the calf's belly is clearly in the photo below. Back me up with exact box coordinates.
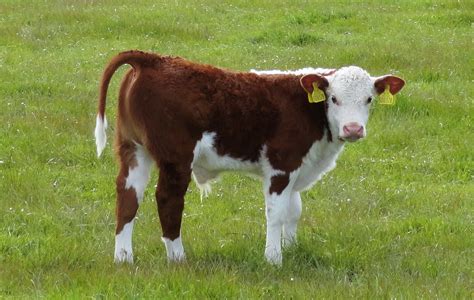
[191,132,261,184]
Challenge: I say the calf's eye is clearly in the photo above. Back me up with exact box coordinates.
[331,96,338,104]
[367,96,373,104]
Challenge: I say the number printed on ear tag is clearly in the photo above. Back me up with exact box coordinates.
[308,82,326,103]
[379,86,395,105]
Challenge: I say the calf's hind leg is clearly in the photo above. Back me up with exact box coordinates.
[155,162,192,262]
[115,142,152,263]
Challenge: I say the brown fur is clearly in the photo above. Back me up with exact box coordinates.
[269,174,290,195]
[98,50,330,238]
[115,142,138,233]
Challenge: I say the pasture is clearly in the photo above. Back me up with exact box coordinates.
[1,0,472,298]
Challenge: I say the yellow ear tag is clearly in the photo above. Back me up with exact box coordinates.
[307,82,326,103]
[379,85,395,105]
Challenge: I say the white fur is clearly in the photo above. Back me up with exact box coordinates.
[115,221,134,263]
[192,172,212,201]
[293,132,345,191]
[125,144,153,204]
[94,114,107,157]
[114,145,152,264]
[262,168,299,265]
[282,192,302,247]
[192,132,259,172]
[325,66,374,140]
[191,132,261,199]
[250,67,335,76]
[162,236,185,262]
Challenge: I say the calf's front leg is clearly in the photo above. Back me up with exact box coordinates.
[282,191,302,248]
[263,172,297,266]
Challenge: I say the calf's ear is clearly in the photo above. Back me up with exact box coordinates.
[373,75,405,95]
[300,74,329,94]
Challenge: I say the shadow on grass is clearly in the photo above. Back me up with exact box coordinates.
[186,241,334,273]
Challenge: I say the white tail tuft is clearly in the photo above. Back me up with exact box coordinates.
[94,114,108,157]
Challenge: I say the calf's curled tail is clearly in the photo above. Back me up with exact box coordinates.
[94,50,151,157]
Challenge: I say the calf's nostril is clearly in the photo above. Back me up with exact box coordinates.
[343,125,350,134]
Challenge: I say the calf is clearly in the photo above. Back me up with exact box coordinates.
[94,50,405,265]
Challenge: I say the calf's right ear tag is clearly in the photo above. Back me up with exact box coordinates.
[308,83,326,103]
[379,86,395,105]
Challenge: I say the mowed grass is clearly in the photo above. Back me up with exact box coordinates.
[0,0,473,298]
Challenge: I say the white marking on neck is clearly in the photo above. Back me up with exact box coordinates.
[293,132,345,191]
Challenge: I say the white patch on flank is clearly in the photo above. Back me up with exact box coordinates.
[114,220,134,263]
[162,236,185,262]
[94,114,108,157]
[250,67,335,76]
[125,144,153,204]
[191,132,260,199]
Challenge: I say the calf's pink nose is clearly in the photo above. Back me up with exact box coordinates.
[343,122,364,139]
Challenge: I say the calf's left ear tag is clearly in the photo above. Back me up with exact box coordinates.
[308,83,326,103]
[379,85,395,105]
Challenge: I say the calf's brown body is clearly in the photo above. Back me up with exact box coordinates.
[99,51,330,240]
[97,50,406,264]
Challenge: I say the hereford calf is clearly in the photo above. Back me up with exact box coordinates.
[94,50,405,265]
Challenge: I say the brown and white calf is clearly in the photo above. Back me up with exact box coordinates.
[94,50,405,265]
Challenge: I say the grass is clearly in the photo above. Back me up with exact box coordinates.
[1,0,473,298]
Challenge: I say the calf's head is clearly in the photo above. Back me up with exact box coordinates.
[301,67,405,142]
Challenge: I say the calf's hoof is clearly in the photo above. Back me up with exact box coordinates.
[265,250,282,266]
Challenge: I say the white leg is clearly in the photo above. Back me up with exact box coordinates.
[114,144,152,264]
[162,236,186,262]
[283,191,302,248]
[264,186,293,266]
[115,220,134,263]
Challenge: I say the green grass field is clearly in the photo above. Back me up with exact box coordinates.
[1,0,473,298]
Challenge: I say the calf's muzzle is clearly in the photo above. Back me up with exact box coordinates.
[341,122,364,142]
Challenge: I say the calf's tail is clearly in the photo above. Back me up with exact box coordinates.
[94,50,148,157]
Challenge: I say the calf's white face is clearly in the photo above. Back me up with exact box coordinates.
[301,66,405,142]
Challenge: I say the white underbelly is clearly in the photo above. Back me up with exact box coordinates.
[191,132,261,185]
[191,131,344,193]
